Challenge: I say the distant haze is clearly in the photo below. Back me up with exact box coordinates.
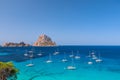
[0,0,120,45]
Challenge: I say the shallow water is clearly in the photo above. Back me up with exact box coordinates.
[0,46,120,80]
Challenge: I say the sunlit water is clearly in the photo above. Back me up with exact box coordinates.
[0,46,120,80]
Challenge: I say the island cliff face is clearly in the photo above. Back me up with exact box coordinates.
[3,42,30,47]
[33,34,56,46]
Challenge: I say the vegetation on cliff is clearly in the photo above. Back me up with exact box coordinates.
[0,62,19,80]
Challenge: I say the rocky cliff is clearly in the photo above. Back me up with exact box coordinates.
[33,34,56,46]
[3,42,30,47]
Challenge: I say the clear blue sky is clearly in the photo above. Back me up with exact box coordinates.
[0,0,120,45]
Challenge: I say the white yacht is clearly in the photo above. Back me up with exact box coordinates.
[37,50,43,56]
[46,60,52,63]
[91,51,97,60]
[75,51,80,59]
[26,59,34,67]
[66,66,76,70]
[96,53,102,62]
[29,51,34,58]
[62,52,68,62]
[62,59,68,62]
[92,54,97,60]
[38,53,42,56]
[46,53,53,63]
[53,51,59,55]
[53,48,59,55]
[26,64,34,67]
[88,58,93,65]
[26,50,34,67]
[24,53,28,56]
[66,58,76,70]
[88,61,93,65]
[91,51,95,55]
[69,51,74,58]
[24,50,28,56]
[86,51,91,58]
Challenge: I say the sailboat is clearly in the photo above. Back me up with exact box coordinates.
[92,54,97,60]
[66,57,76,70]
[26,58,34,67]
[91,51,97,60]
[62,52,68,62]
[88,60,93,65]
[75,51,80,59]
[46,53,52,63]
[24,53,28,56]
[96,53,102,62]
[69,51,74,58]
[91,50,95,55]
[37,50,43,56]
[53,49,59,55]
[86,51,91,58]
[24,50,28,56]
[26,50,34,67]
[88,57,93,65]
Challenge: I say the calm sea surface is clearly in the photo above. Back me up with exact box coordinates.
[0,46,120,80]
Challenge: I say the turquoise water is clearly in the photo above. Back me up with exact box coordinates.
[0,46,120,80]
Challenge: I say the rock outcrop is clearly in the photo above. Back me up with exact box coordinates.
[3,42,30,47]
[33,34,56,46]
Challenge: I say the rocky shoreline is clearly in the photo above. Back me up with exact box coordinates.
[2,42,30,47]
[33,34,56,46]
[1,34,56,47]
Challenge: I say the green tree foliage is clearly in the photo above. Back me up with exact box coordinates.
[0,62,18,80]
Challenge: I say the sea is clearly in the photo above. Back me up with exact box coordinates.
[0,46,120,80]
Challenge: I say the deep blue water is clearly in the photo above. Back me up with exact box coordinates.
[0,46,120,62]
[0,46,120,80]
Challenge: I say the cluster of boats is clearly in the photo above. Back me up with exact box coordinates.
[24,50,103,70]
[87,51,103,65]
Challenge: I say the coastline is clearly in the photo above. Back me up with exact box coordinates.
[1,45,120,48]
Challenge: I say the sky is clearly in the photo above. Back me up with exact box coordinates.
[0,0,120,45]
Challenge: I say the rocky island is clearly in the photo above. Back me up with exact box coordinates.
[3,42,30,47]
[33,34,56,46]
